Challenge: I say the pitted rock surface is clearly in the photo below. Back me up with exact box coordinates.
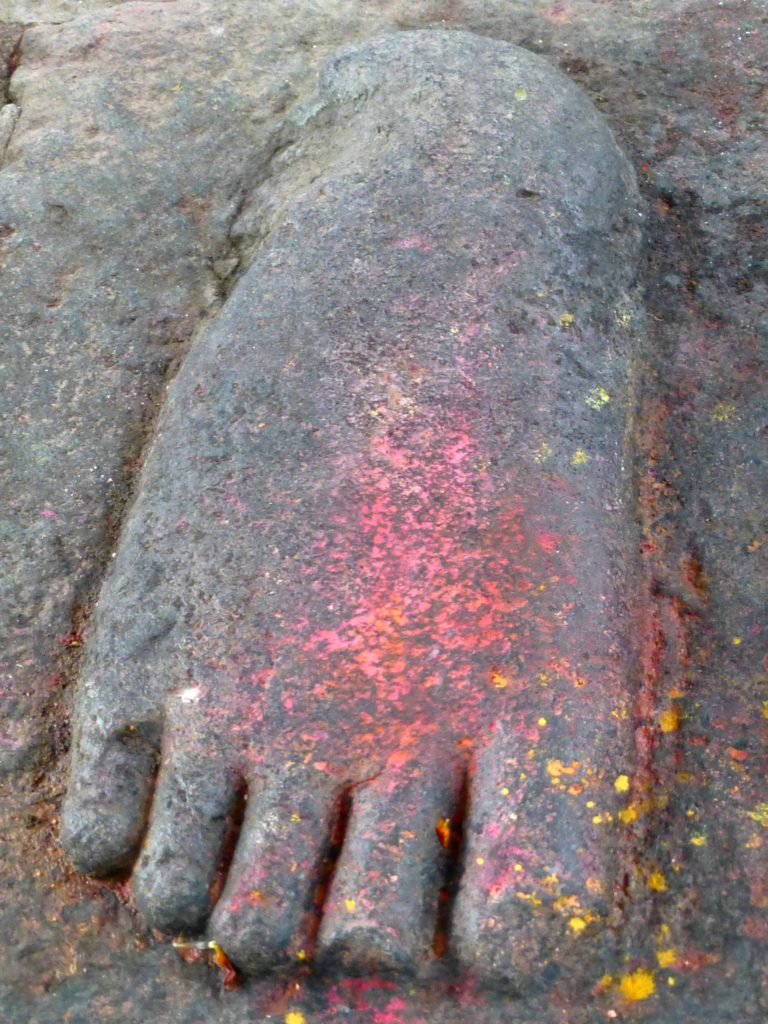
[0,0,400,773]
[61,29,644,990]
[1,2,766,1023]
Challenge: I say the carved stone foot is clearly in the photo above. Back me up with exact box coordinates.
[61,30,644,992]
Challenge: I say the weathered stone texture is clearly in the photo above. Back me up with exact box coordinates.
[0,2,765,1022]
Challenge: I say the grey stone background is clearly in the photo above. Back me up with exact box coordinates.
[0,1,765,1022]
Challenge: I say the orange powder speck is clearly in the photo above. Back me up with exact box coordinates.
[657,948,678,968]
[614,774,630,793]
[547,759,578,778]
[659,707,681,733]
[435,817,452,849]
[648,871,667,892]
[620,968,656,1001]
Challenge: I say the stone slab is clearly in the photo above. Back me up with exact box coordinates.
[0,1,765,1022]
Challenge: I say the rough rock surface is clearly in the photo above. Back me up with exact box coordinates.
[60,27,644,992]
[0,2,765,1023]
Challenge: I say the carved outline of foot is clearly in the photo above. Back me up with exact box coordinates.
[61,30,645,992]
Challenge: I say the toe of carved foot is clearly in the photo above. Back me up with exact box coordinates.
[452,896,616,993]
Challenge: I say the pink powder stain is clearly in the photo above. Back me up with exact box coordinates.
[390,235,432,252]
[224,494,250,516]
[202,328,622,787]
[327,977,399,1015]
[340,977,398,994]
[536,530,562,553]
[0,732,25,750]
[284,406,580,758]
[463,251,525,297]
[545,0,573,23]
[373,997,409,1024]
[249,668,273,688]
[458,320,484,343]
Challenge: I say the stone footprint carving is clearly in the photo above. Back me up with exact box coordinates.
[61,31,645,991]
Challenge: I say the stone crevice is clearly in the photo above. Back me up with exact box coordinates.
[0,27,24,163]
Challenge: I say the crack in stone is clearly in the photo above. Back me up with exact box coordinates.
[0,26,23,163]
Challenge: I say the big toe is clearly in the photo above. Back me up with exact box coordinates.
[453,738,620,992]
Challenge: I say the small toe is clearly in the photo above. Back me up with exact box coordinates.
[60,712,160,875]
